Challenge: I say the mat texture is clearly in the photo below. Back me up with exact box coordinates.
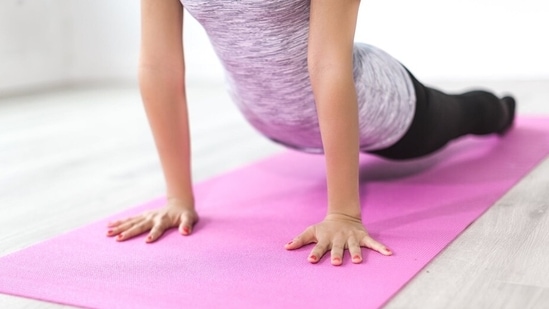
[1,117,549,309]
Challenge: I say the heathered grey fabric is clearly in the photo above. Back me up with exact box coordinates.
[182,0,416,152]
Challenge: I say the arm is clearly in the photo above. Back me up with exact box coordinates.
[308,0,361,219]
[107,0,198,242]
[139,0,192,204]
[286,0,392,265]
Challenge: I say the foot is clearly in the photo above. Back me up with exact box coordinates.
[497,96,516,136]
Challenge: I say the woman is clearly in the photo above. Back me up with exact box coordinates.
[106,0,515,266]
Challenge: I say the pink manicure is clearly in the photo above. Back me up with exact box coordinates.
[182,227,190,234]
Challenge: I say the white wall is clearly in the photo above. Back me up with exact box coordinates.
[67,1,140,82]
[0,0,141,95]
[356,0,549,80]
[1,0,548,95]
[0,0,70,93]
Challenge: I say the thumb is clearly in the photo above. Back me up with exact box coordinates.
[179,213,195,236]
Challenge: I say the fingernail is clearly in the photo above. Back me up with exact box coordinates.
[333,257,341,263]
[309,255,317,261]
[117,234,123,239]
[286,241,293,246]
[182,227,190,234]
[107,230,113,235]
[147,236,152,241]
[353,255,361,260]
[386,248,392,252]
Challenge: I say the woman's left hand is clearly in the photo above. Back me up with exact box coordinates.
[285,213,393,265]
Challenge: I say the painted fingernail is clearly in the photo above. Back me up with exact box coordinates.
[333,257,341,263]
[353,255,361,260]
[182,227,190,234]
[309,255,317,261]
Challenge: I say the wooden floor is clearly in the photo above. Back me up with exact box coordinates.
[1,79,548,308]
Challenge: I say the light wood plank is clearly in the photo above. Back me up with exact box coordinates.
[385,156,549,308]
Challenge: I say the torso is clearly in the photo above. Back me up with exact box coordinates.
[182,0,415,152]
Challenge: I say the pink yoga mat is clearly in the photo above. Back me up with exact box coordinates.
[1,117,548,309]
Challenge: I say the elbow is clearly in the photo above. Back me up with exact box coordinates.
[138,60,185,92]
[307,52,330,85]
[308,55,332,91]
[138,51,185,83]
[307,52,353,90]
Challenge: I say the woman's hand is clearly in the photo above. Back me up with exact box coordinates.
[106,198,198,243]
[285,213,392,265]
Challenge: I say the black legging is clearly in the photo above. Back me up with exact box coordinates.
[369,70,508,160]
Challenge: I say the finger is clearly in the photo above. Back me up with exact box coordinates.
[107,215,141,228]
[347,236,362,264]
[179,212,196,236]
[330,237,345,266]
[146,220,170,243]
[285,227,316,250]
[107,218,140,237]
[117,221,154,242]
[361,235,392,256]
[308,242,329,264]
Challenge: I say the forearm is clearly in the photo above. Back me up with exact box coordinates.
[307,0,362,218]
[311,69,361,218]
[139,66,194,204]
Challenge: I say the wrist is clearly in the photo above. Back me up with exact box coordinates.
[167,185,194,206]
[326,202,361,220]
[166,195,195,208]
[325,212,362,223]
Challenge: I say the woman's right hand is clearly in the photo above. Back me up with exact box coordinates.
[106,198,199,243]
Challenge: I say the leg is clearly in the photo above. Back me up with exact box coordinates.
[370,70,515,160]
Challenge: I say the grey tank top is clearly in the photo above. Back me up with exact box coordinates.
[181,0,416,152]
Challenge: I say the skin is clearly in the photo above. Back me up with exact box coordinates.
[108,0,392,266]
